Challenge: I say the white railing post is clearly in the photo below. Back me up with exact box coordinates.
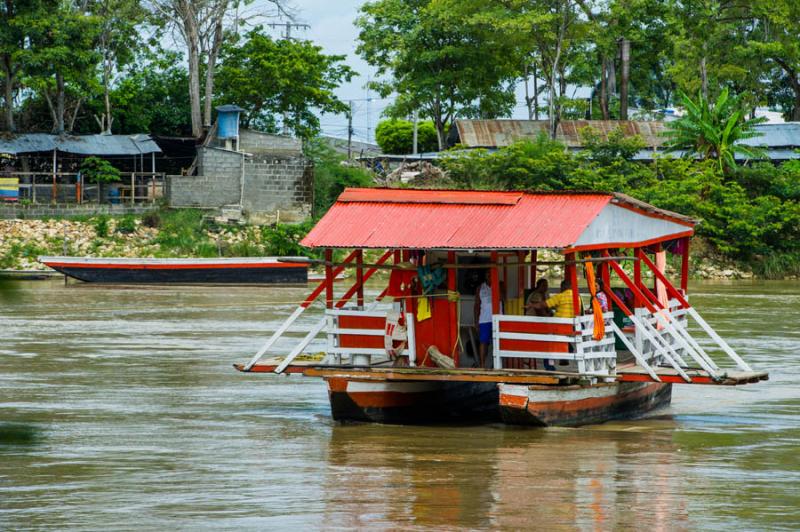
[492,315,501,370]
[405,312,416,367]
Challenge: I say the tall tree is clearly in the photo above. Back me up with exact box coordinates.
[746,0,800,120]
[356,0,520,149]
[0,0,33,131]
[148,0,289,138]
[90,0,148,133]
[23,1,101,133]
[216,29,354,138]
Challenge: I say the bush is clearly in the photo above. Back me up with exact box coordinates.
[375,119,439,154]
[116,214,137,234]
[141,210,161,228]
[92,215,110,238]
[262,221,316,257]
[80,156,121,184]
[305,138,373,216]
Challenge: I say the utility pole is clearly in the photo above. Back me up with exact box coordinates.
[412,110,418,155]
[269,21,311,134]
[347,101,354,160]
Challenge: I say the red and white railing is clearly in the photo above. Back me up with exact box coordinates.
[325,308,417,367]
[492,313,616,377]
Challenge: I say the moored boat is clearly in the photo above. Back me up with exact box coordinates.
[38,256,308,284]
[236,188,767,427]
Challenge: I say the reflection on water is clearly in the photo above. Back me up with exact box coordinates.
[1,280,799,529]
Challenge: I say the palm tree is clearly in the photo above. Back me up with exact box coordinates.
[663,89,766,172]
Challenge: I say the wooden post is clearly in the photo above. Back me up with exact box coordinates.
[680,237,690,294]
[531,249,537,288]
[517,251,525,297]
[325,248,334,309]
[51,150,57,204]
[448,251,458,366]
[490,251,500,315]
[566,252,580,315]
[130,172,135,204]
[355,249,364,308]
[31,173,36,204]
[633,248,642,309]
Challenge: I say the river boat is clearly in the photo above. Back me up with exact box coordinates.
[38,256,309,284]
[236,188,767,427]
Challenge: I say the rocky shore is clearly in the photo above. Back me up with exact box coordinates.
[0,216,771,280]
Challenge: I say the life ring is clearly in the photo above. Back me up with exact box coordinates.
[384,310,408,359]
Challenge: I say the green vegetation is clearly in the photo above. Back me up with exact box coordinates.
[442,128,800,276]
[216,29,355,138]
[375,119,439,154]
[306,138,374,217]
[663,90,767,172]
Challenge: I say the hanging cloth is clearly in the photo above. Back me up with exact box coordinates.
[417,264,446,295]
[416,296,432,321]
[655,250,670,330]
[585,260,606,341]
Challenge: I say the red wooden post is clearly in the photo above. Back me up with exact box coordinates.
[355,249,364,308]
[633,247,642,309]
[566,252,580,315]
[448,251,459,366]
[324,248,334,309]
[517,251,525,297]
[490,251,500,315]
[531,249,538,288]
[681,237,690,294]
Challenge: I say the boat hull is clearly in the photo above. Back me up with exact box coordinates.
[498,381,672,427]
[325,377,500,424]
[39,257,308,284]
[325,377,671,427]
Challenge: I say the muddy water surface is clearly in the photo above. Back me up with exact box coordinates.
[1,280,799,530]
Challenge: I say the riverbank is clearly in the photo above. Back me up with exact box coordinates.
[0,211,792,280]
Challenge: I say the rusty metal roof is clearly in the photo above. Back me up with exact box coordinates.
[454,120,668,148]
[301,188,695,250]
[453,119,800,152]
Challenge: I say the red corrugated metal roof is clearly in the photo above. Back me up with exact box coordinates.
[302,189,619,249]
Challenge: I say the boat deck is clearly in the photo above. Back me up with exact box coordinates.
[235,358,768,386]
[616,363,769,385]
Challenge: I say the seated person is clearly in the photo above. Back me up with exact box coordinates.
[525,279,551,316]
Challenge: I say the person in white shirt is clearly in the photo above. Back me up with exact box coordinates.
[473,270,493,369]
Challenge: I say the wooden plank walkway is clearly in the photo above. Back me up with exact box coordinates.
[236,356,768,386]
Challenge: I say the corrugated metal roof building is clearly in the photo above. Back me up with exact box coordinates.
[0,133,161,156]
[450,120,800,161]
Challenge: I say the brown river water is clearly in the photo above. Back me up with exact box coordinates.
[1,279,799,530]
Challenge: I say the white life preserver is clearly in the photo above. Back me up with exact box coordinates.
[384,310,408,359]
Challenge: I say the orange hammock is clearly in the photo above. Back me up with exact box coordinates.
[585,260,606,341]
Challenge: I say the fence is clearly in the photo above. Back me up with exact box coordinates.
[0,172,165,205]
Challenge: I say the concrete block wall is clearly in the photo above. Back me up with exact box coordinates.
[241,155,312,221]
[0,203,158,220]
[167,147,243,208]
[239,130,302,155]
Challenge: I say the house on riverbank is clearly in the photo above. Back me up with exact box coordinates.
[166,105,312,224]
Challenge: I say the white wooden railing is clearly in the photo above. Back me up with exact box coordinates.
[325,308,416,367]
[492,312,616,378]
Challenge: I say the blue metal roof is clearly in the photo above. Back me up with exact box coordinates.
[0,133,162,156]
